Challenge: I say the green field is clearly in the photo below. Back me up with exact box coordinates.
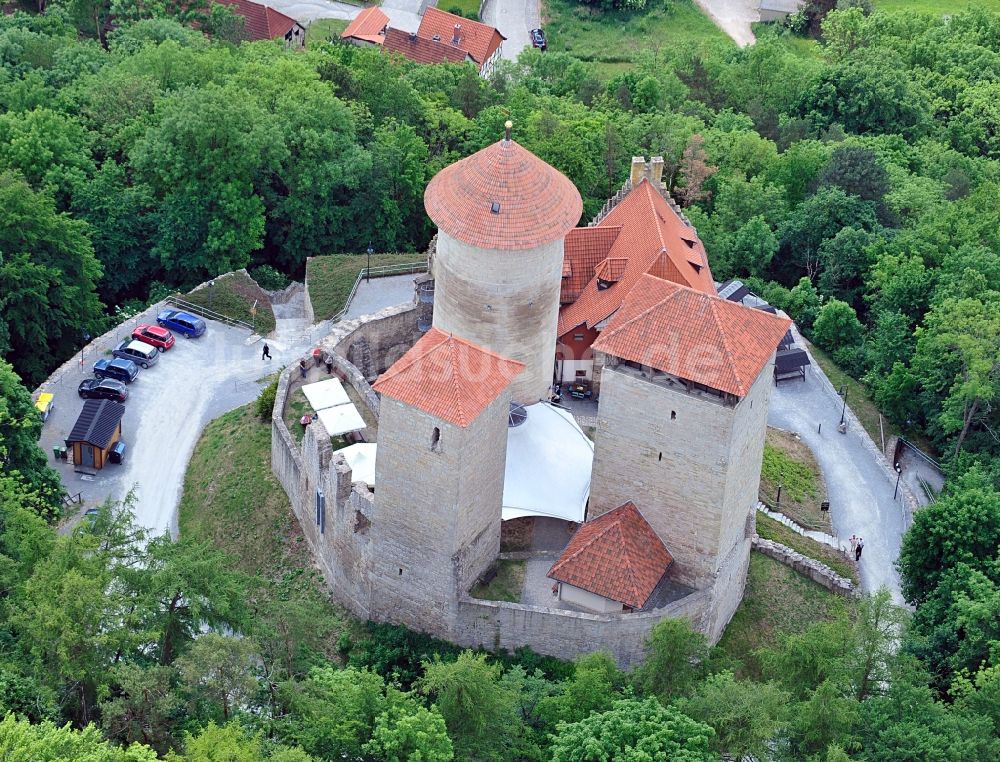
[306,18,349,48]
[441,0,482,19]
[305,252,424,320]
[470,559,527,602]
[718,552,852,679]
[542,0,732,63]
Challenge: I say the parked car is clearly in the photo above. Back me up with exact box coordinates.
[112,339,159,368]
[78,378,128,402]
[530,28,547,51]
[157,309,206,338]
[94,358,139,384]
[132,323,175,351]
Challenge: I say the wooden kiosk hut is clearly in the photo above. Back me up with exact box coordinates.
[65,399,125,471]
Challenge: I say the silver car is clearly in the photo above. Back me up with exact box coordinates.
[112,339,159,369]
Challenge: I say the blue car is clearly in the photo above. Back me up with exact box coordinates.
[157,309,206,338]
[94,358,139,384]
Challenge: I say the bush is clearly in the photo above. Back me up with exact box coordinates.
[256,378,278,421]
[249,264,291,291]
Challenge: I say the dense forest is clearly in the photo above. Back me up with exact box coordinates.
[0,1,998,759]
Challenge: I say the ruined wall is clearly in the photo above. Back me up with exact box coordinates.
[454,589,711,669]
[753,538,857,597]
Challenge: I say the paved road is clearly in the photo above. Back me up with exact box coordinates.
[266,0,361,23]
[692,0,758,47]
[344,274,420,320]
[40,280,416,539]
[767,331,907,603]
[482,0,537,62]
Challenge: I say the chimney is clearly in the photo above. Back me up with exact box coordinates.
[650,156,665,187]
[629,156,646,187]
[452,24,461,45]
[409,32,416,41]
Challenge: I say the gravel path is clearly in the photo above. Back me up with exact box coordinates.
[692,0,759,47]
[767,329,908,604]
[481,0,538,62]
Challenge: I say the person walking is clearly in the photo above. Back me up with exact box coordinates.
[261,342,271,361]
[855,537,864,562]
[299,358,307,379]
[848,534,858,555]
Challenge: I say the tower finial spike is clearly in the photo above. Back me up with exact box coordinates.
[504,120,513,141]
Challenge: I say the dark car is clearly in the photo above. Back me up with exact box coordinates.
[157,309,206,338]
[530,28,547,51]
[78,378,128,402]
[112,339,159,368]
[132,323,175,352]
[94,357,139,384]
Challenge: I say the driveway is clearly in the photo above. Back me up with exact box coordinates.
[40,278,416,539]
[266,0,362,22]
[481,0,538,62]
[691,0,758,47]
[767,329,907,603]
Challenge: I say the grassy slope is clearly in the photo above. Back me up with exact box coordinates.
[306,18,349,48]
[760,427,829,532]
[542,0,731,63]
[182,271,276,335]
[719,552,852,679]
[441,0,482,18]
[756,511,857,582]
[306,253,423,321]
[876,0,1000,11]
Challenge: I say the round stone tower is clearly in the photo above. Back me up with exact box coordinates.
[424,125,583,403]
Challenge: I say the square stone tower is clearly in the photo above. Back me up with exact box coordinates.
[370,328,524,637]
[588,276,790,640]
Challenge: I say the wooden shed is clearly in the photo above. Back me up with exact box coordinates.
[66,399,125,471]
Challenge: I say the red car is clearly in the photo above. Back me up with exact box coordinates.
[132,323,175,352]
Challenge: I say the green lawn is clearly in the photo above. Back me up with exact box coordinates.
[181,270,276,335]
[542,0,731,63]
[306,252,423,320]
[306,18,349,47]
[441,0,482,19]
[760,427,829,532]
[718,552,852,679]
[470,559,527,602]
[755,512,857,583]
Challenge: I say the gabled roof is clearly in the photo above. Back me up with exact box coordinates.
[416,7,504,66]
[384,27,470,65]
[558,179,715,335]
[341,6,388,44]
[372,327,524,427]
[561,227,621,303]
[592,275,792,397]
[424,137,583,251]
[67,399,125,449]
[217,0,298,41]
[548,502,672,609]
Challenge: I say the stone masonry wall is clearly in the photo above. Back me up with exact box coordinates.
[752,537,857,597]
[454,589,712,669]
[588,365,735,589]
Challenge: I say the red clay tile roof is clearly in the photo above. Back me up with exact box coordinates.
[592,274,792,397]
[558,179,715,335]
[372,327,524,427]
[341,6,388,44]
[384,27,470,65]
[561,226,621,303]
[548,502,673,609]
[416,7,504,66]
[217,0,297,41]
[595,257,627,283]
[424,138,583,251]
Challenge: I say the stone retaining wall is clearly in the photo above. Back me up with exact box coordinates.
[454,590,712,668]
[752,537,856,597]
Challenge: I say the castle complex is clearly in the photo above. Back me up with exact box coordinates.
[272,131,790,666]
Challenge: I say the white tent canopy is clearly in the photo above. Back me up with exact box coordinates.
[302,377,351,410]
[339,443,377,485]
[317,404,367,437]
[502,403,593,523]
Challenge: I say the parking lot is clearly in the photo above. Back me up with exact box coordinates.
[38,305,313,537]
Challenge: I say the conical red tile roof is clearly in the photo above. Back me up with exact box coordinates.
[548,502,672,609]
[372,327,524,427]
[424,138,583,251]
